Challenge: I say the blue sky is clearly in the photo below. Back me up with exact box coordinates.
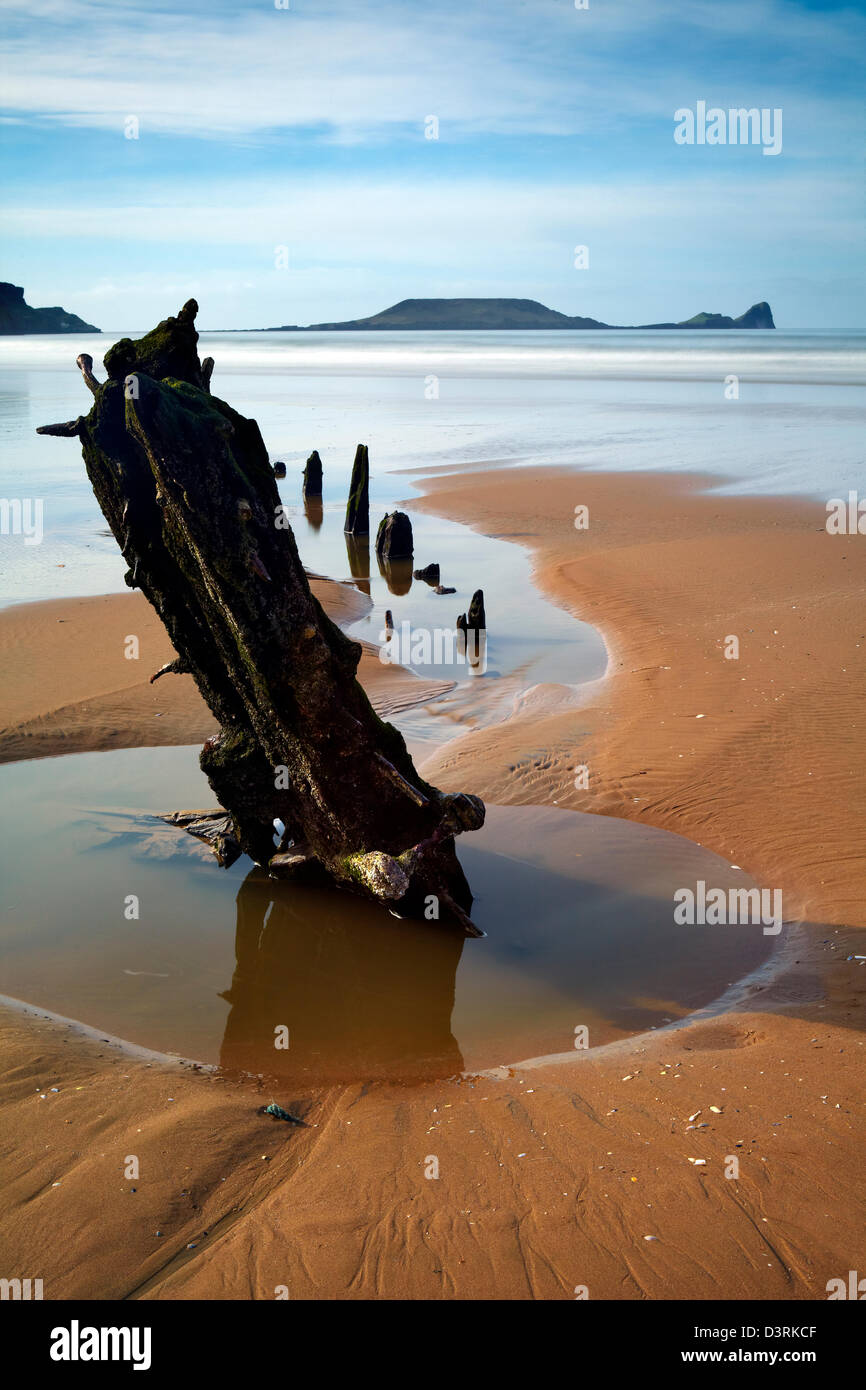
[1,0,864,330]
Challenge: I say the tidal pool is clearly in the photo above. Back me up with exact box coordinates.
[0,746,775,1083]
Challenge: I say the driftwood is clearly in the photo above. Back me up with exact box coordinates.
[457,588,486,634]
[457,589,487,671]
[344,444,369,535]
[303,450,323,498]
[38,300,485,932]
[36,418,84,437]
[76,354,99,396]
[160,810,241,868]
[376,510,414,560]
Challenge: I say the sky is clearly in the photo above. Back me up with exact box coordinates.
[1,0,864,331]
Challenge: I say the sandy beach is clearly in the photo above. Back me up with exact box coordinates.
[0,466,862,1300]
[0,577,454,765]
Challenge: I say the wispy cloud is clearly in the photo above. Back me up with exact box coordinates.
[1,0,863,142]
[1,0,863,327]
[3,171,860,251]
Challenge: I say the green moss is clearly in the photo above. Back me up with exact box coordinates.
[344,444,369,534]
[338,853,368,884]
[104,300,201,385]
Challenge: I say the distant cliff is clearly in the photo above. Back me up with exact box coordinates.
[642,302,775,330]
[0,282,100,335]
[266,297,775,332]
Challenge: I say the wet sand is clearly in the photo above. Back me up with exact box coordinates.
[0,576,454,764]
[413,467,866,932]
[0,466,863,1300]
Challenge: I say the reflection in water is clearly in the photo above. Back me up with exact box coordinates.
[0,750,777,1076]
[457,627,487,675]
[344,532,370,595]
[219,869,465,1084]
[377,554,414,595]
[303,496,324,531]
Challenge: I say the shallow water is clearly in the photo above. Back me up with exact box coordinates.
[300,495,604,745]
[1,327,864,604]
[0,747,775,1082]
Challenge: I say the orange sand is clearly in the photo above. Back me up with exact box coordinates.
[0,578,453,764]
[0,467,862,1300]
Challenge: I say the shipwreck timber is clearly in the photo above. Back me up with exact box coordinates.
[344,444,370,535]
[38,301,484,932]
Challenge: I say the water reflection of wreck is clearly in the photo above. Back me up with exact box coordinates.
[220,870,465,1084]
[344,532,370,595]
[302,495,324,531]
[376,554,414,596]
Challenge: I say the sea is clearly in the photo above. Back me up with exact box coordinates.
[0,327,864,607]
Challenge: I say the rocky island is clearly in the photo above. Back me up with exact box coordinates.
[0,281,100,335]
[264,297,775,332]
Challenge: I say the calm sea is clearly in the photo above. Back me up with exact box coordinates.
[0,328,863,606]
